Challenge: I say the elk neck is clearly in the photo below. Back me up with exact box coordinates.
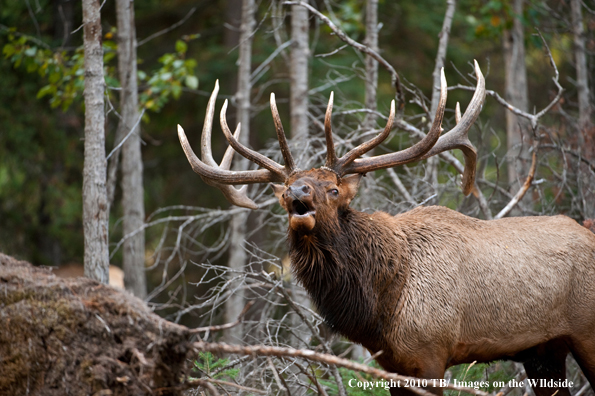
[288,206,410,347]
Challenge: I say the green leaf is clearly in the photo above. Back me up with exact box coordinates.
[175,40,187,54]
[3,44,16,57]
[49,71,60,84]
[172,84,182,99]
[185,75,198,90]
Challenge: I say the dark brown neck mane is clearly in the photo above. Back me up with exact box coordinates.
[288,208,408,346]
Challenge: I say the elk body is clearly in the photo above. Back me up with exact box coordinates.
[178,62,595,396]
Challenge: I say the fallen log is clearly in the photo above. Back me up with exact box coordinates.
[0,253,192,396]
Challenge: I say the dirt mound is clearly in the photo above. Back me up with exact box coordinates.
[0,254,192,396]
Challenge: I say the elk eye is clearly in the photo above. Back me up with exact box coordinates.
[329,188,339,196]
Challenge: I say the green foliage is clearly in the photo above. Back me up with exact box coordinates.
[139,36,199,113]
[318,361,389,395]
[2,30,88,111]
[2,28,199,114]
[191,352,239,380]
[334,1,365,36]
[446,361,517,395]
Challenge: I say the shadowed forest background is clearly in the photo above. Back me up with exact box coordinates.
[1,0,594,394]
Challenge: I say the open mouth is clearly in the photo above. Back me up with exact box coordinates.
[290,200,314,217]
[287,197,316,232]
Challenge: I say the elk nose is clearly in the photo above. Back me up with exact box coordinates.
[288,184,311,200]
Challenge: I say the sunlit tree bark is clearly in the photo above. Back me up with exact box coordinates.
[503,0,530,192]
[225,0,255,344]
[570,0,594,219]
[427,0,456,190]
[116,0,146,298]
[82,0,109,283]
[290,1,309,140]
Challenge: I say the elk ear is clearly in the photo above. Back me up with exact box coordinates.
[341,174,362,204]
[271,183,287,209]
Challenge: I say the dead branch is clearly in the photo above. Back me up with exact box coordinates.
[494,149,538,219]
[282,0,405,110]
[451,30,563,132]
[192,341,491,396]
[189,301,255,334]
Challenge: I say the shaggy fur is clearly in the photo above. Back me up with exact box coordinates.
[274,168,595,396]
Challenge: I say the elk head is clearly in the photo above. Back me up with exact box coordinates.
[177,61,486,227]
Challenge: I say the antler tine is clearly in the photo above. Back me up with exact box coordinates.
[178,83,286,208]
[178,124,278,185]
[219,100,288,179]
[455,102,461,125]
[270,93,297,173]
[335,99,395,171]
[420,60,486,195]
[220,123,241,170]
[189,81,258,208]
[324,92,338,168]
[342,68,448,175]
[212,124,254,208]
[200,80,222,167]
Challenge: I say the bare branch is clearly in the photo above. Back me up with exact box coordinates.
[137,6,197,47]
[193,341,491,396]
[189,301,255,334]
[450,31,563,131]
[282,1,405,110]
[494,149,538,219]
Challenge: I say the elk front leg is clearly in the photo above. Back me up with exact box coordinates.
[384,359,446,396]
[521,339,572,396]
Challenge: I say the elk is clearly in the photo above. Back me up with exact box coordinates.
[177,61,595,396]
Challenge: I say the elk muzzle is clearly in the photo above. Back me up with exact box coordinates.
[285,183,316,232]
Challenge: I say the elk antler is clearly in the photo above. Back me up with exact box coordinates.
[177,81,298,208]
[325,61,485,196]
[179,62,485,207]
[418,60,485,195]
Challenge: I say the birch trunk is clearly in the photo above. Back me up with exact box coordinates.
[570,0,592,133]
[503,0,530,192]
[116,0,146,298]
[362,0,379,135]
[82,0,109,283]
[427,0,457,190]
[288,0,312,353]
[290,1,309,140]
[353,0,379,362]
[225,0,255,344]
[570,0,594,219]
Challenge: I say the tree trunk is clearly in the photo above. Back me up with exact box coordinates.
[427,0,457,191]
[503,0,530,191]
[362,0,379,134]
[287,1,314,360]
[353,0,379,362]
[570,0,595,220]
[570,0,592,134]
[225,0,255,344]
[430,0,456,117]
[290,1,309,140]
[82,0,109,283]
[116,0,147,299]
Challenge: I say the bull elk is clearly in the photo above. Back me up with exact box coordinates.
[177,61,595,396]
